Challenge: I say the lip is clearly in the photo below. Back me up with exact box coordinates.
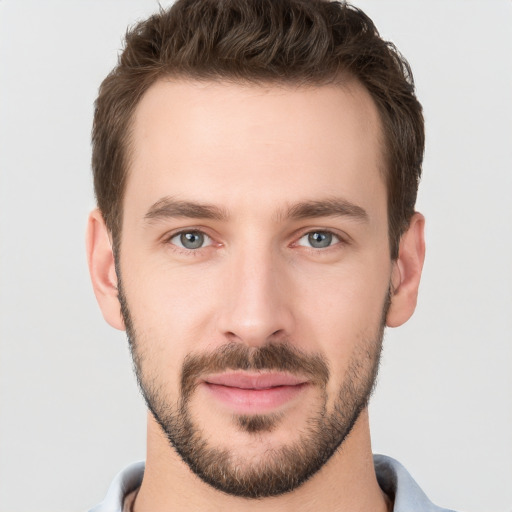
[201,372,309,414]
[205,372,308,389]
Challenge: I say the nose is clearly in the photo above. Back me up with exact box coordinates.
[217,245,295,347]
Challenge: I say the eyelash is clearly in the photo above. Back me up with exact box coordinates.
[294,230,343,250]
[163,228,348,254]
[165,229,215,254]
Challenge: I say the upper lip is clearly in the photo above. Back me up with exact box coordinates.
[203,372,308,389]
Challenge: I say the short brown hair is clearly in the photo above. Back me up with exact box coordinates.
[92,0,424,258]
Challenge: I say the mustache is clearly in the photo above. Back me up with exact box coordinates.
[181,342,330,399]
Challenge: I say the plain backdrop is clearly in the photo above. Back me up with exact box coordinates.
[0,1,511,511]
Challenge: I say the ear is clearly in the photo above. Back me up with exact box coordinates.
[86,209,125,331]
[386,212,426,328]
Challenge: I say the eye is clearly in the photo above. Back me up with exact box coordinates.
[169,230,212,250]
[297,230,340,249]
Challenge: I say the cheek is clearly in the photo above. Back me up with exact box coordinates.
[293,259,390,376]
[121,260,221,390]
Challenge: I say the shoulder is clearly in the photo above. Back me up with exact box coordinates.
[88,461,145,512]
[374,454,459,512]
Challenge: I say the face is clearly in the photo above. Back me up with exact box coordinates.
[117,79,393,497]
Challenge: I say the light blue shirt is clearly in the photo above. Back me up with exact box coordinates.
[89,455,457,511]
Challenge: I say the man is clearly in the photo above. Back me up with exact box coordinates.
[86,0,453,510]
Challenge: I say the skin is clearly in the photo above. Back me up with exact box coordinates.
[87,79,425,511]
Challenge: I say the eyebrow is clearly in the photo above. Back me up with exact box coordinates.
[144,196,368,223]
[144,197,228,222]
[283,198,369,223]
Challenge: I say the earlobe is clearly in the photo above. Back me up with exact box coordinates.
[386,212,426,328]
[86,209,126,331]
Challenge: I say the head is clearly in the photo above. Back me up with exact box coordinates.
[92,0,424,260]
[87,0,425,500]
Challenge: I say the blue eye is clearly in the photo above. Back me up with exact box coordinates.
[170,231,211,250]
[297,231,339,249]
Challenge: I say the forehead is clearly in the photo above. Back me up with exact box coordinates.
[124,79,386,219]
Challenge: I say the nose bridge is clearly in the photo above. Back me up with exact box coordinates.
[218,239,293,346]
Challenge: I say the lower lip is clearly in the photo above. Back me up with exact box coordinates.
[203,382,308,414]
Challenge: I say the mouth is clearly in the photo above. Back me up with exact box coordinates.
[201,372,309,414]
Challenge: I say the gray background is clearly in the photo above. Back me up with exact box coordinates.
[0,1,511,511]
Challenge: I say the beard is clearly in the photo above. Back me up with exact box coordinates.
[118,278,388,499]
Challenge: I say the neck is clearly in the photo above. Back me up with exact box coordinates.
[134,409,390,512]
